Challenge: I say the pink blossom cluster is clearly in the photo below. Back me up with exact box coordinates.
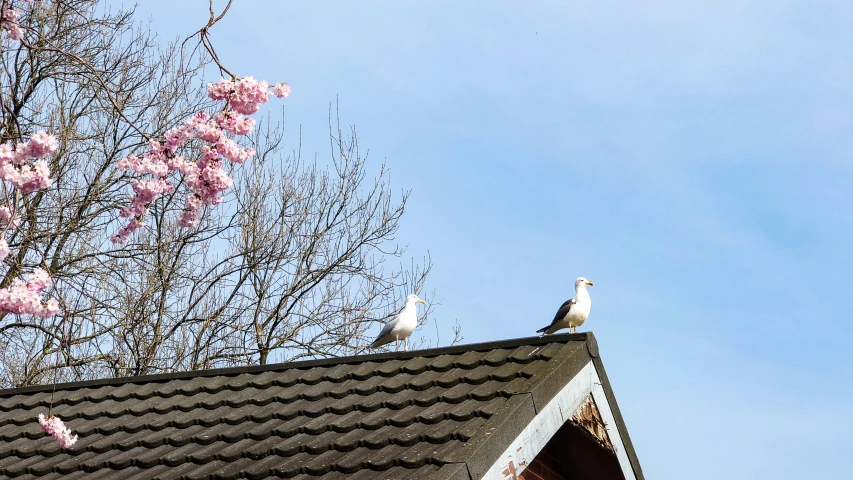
[38,414,77,449]
[1,9,22,40]
[0,268,60,317]
[0,131,57,193]
[207,77,291,114]
[112,77,290,243]
[273,82,292,98]
[0,131,59,318]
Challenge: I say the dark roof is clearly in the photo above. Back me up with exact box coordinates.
[0,333,643,480]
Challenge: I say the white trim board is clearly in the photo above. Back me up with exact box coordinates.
[481,361,637,480]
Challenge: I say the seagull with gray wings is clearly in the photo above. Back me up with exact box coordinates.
[537,277,594,334]
[370,294,426,351]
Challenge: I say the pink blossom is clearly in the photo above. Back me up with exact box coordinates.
[0,206,19,230]
[207,79,234,100]
[216,137,254,164]
[178,212,199,228]
[1,9,22,40]
[132,178,174,202]
[273,83,291,98]
[0,269,58,317]
[144,157,168,176]
[2,9,19,22]
[0,238,9,262]
[110,218,145,244]
[184,193,202,210]
[0,143,14,163]
[200,165,233,191]
[118,178,173,219]
[164,125,194,151]
[115,154,168,176]
[43,298,60,317]
[115,155,133,171]
[188,111,210,126]
[38,414,77,449]
[1,160,53,193]
[194,121,222,143]
[231,116,255,135]
[177,159,200,177]
[117,155,145,173]
[26,268,51,292]
[213,112,255,136]
[178,198,201,228]
[4,23,21,40]
[0,279,41,315]
[27,131,59,158]
[220,77,271,115]
[0,133,56,194]
[13,142,30,165]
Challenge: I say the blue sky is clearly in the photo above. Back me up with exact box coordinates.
[133,1,853,478]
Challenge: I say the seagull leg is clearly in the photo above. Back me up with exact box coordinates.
[405,338,409,352]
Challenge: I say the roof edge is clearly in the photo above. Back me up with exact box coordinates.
[443,337,595,478]
[435,332,645,480]
[0,333,592,397]
[592,354,645,480]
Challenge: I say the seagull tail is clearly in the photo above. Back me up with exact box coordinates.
[369,336,389,349]
[536,325,549,335]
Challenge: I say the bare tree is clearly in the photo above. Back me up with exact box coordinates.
[0,0,444,388]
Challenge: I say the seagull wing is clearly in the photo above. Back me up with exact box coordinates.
[377,316,399,338]
[536,299,576,334]
[370,314,400,348]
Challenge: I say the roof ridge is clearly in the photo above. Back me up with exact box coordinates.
[0,333,589,396]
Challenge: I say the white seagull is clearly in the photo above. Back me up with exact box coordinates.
[370,294,426,351]
[537,277,594,334]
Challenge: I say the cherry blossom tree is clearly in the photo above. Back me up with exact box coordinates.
[0,0,438,399]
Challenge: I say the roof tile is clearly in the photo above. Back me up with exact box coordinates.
[0,334,599,479]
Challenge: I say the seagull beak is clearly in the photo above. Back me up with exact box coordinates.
[417,299,426,305]
[586,281,594,286]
